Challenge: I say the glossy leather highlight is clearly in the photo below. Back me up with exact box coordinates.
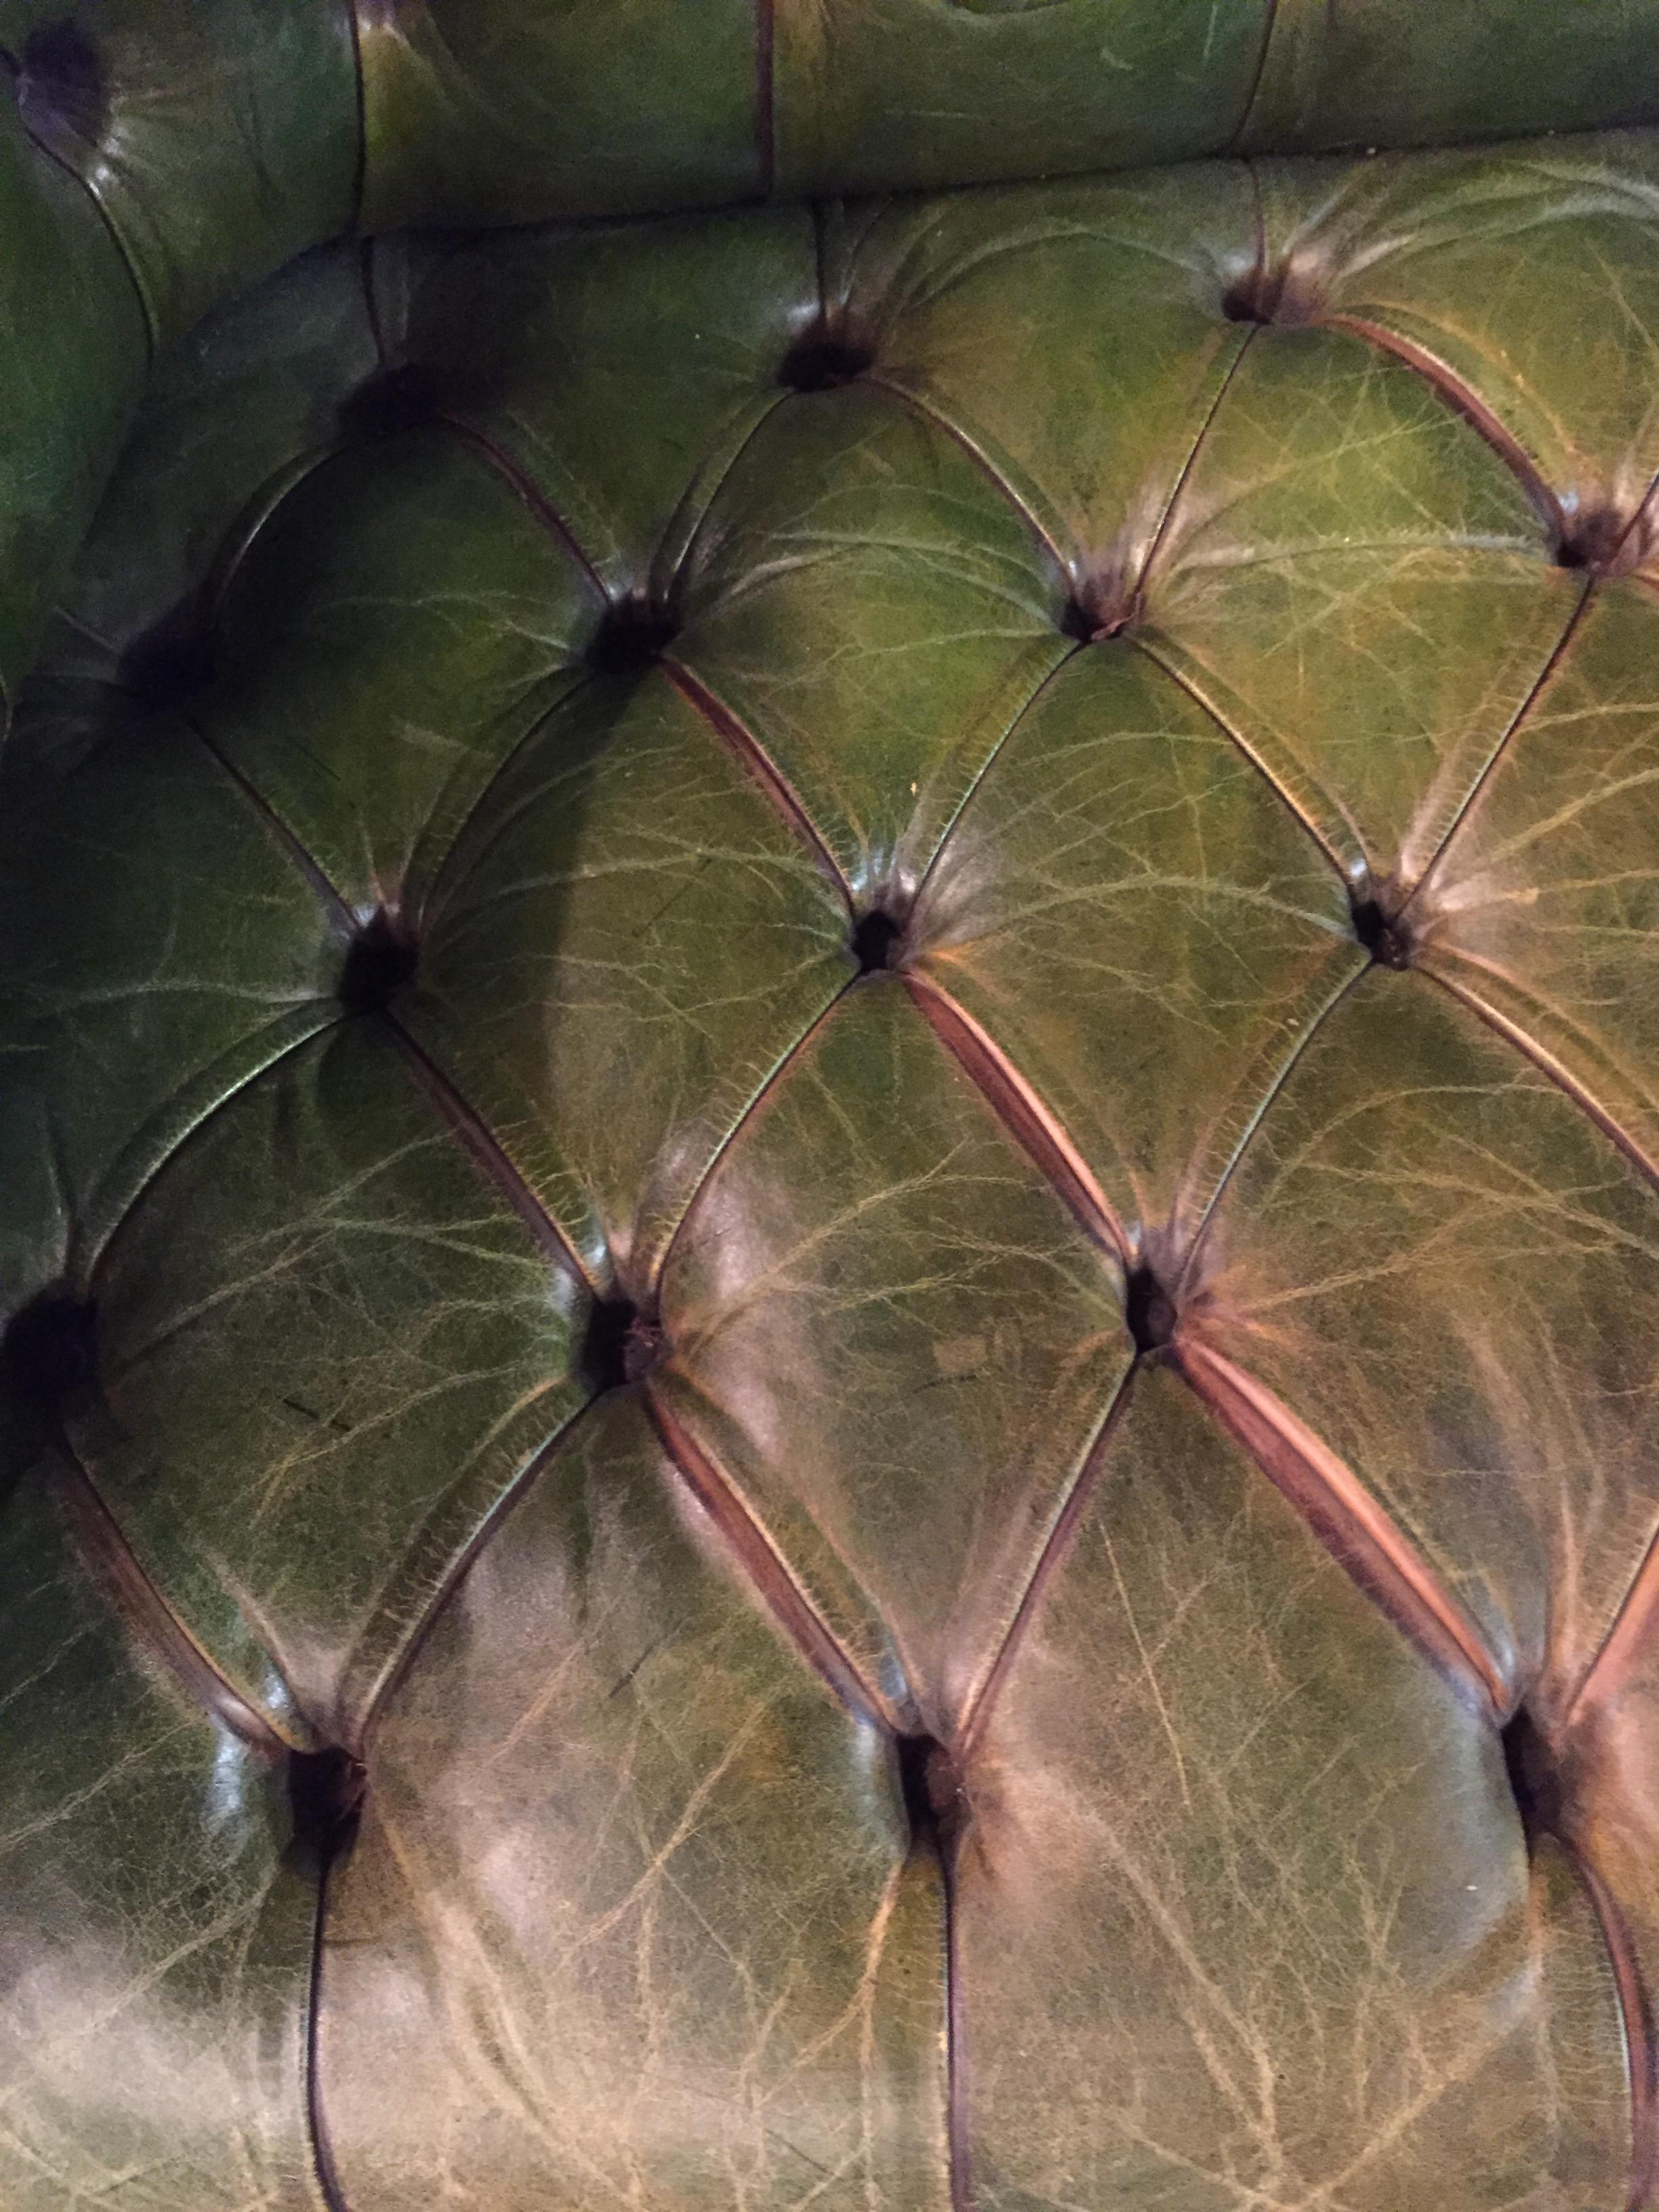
[5,18,1659,2212]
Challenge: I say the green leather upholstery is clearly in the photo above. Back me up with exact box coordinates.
[6,9,1659,2209]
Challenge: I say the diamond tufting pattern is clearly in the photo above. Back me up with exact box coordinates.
[6,18,1659,2212]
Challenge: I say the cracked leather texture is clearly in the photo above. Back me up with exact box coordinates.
[6,14,1659,2212]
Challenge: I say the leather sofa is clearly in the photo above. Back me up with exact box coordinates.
[5,5,1659,2205]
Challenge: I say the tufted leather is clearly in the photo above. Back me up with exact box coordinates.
[7,11,1659,2211]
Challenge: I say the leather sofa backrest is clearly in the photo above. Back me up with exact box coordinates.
[7,0,1659,720]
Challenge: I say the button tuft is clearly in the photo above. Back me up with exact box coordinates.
[1500,1708,1563,1850]
[778,321,877,393]
[586,594,679,676]
[579,1293,665,1394]
[337,909,417,1016]
[1350,891,1414,970]
[118,600,219,712]
[1221,255,1322,330]
[851,905,906,974]
[1061,583,1139,644]
[1553,499,1654,577]
[338,362,449,443]
[0,1288,98,1443]
[897,1732,966,1854]
[14,21,104,146]
[1221,274,1273,327]
[286,1746,367,1878]
[1123,1260,1176,1357]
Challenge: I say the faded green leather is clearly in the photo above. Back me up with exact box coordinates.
[5,7,1659,2210]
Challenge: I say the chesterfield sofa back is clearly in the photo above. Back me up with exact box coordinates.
[7,5,1659,2207]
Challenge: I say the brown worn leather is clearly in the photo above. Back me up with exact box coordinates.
[5,12,1659,2211]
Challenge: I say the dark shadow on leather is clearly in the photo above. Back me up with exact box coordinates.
[897,1730,968,1858]
[1555,495,1659,578]
[287,1744,367,1881]
[11,20,106,154]
[1500,1707,1563,1849]
[1221,252,1322,330]
[1350,890,1414,970]
[1,1285,96,1438]
[851,903,906,975]
[337,908,418,1017]
[579,1291,665,1393]
[0,1287,96,1513]
[585,592,681,676]
[337,359,452,442]
[1122,1259,1176,1357]
[778,318,877,393]
[117,593,222,713]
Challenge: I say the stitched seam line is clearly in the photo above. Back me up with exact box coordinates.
[49,1446,300,1753]
[23,126,157,355]
[344,0,368,236]
[646,1383,897,1731]
[1230,0,1284,151]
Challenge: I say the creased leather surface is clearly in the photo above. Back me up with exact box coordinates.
[7,4,1659,706]
[4,113,1659,2212]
